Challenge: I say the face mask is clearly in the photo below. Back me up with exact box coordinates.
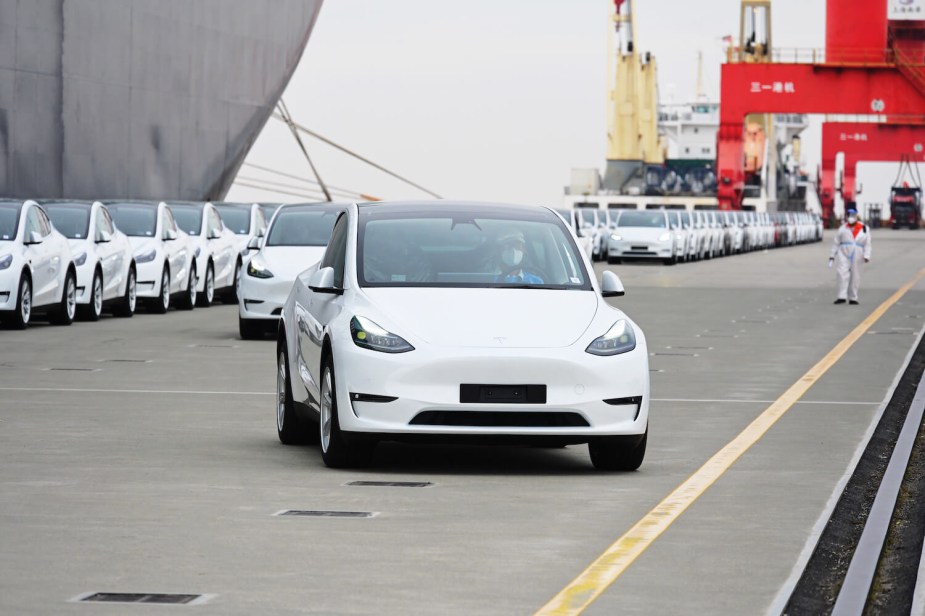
[501,247,524,268]
[847,216,857,224]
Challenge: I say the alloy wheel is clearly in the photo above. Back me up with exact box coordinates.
[161,273,170,310]
[320,368,333,452]
[92,275,103,317]
[66,276,76,320]
[128,270,137,312]
[20,281,31,324]
[277,351,287,432]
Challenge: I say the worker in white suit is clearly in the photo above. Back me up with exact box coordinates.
[828,207,872,305]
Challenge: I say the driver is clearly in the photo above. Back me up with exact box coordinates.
[494,230,543,284]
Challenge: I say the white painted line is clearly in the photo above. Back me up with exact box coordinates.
[0,387,272,396]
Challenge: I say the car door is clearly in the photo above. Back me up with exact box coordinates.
[162,208,186,292]
[23,206,54,304]
[94,206,124,299]
[300,213,348,406]
[209,207,236,286]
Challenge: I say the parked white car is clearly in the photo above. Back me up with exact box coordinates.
[238,202,343,339]
[165,202,238,307]
[211,202,269,302]
[667,210,691,262]
[555,208,594,260]
[607,209,676,264]
[0,199,77,328]
[42,200,136,320]
[105,201,197,313]
[277,201,649,471]
[722,211,745,254]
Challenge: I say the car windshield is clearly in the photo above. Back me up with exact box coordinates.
[0,203,21,240]
[170,206,203,236]
[577,209,597,225]
[43,203,91,239]
[265,207,339,246]
[358,206,591,290]
[107,204,157,237]
[216,207,251,234]
[617,211,667,228]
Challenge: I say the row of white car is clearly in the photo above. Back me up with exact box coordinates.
[0,198,278,329]
[560,208,824,265]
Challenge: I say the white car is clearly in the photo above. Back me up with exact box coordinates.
[165,202,239,307]
[105,201,197,313]
[42,200,137,321]
[0,199,77,328]
[667,210,691,263]
[238,202,343,339]
[555,208,594,260]
[211,202,270,301]
[607,209,676,265]
[722,211,745,254]
[277,201,650,471]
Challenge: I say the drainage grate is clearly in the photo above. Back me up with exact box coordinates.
[76,593,208,605]
[347,481,433,488]
[100,359,151,363]
[274,510,378,518]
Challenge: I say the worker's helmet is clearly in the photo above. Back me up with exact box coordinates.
[846,208,858,215]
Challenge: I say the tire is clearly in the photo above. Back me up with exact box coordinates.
[8,274,31,330]
[197,262,214,307]
[222,259,241,304]
[148,266,170,314]
[664,256,677,266]
[177,265,197,310]
[49,270,76,326]
[588,428,647,471]
[606,256,622,265]
[276,340,312,445]
[319,355,375,468]
[239,316,265,340]
[79,270,103,321]
[112,267,136,318]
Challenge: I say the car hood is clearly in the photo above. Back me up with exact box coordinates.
[261,246,327,280]
[360,288,601,348]
[614,227,672,242]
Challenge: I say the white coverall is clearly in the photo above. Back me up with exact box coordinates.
[830,223,872,301]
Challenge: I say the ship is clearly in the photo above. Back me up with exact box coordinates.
[0,0,323,201]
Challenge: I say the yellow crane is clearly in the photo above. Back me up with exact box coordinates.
[605,0,663,191]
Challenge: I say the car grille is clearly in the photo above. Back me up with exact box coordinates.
[409,411,589,428]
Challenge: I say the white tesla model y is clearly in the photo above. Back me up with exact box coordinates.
[277,201,650,471]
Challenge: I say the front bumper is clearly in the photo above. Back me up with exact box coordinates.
[74,262,94,306]
[326,341,650,438]
[134,258,164,299]
[608,238,674,260]
[239,274,293,320]
[0,266,21,312]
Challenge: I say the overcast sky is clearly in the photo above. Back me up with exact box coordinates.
[226,0,827,205]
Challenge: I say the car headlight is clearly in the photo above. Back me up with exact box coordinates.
[586,320,637,356]
[247,260,274,279]
[135,248,157,264]
[658,232,672,242]
[610,234,622,241]
[74,252,87,267]
[350,316,414,353]
[0,254,12,270]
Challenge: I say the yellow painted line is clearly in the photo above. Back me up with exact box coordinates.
[536,266,925,615]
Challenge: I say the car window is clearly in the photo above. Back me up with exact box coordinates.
[256,208,267,235]
[320,214,348,288]
[266,207,339,246]
[217,207,250,235]
[0,203,21,240]
[171,207,202,236]
[99,208,116,236]
[616,211,668,228]
[37,208,53,236]
[163,209,178,235]
[108,204,157,237]
[207,208,223,235]
[357,206,591,290]
[44,204,91,239]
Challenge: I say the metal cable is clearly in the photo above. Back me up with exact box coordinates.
[276,99,333,201]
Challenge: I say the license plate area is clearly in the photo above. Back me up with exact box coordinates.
[459,384,546,404]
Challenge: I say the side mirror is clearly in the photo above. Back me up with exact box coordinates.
[24,231,43,245]
[601,270,625,298]
[97,230,113,243]
[164,229,178,241]
[308,266,342,295]
[208,229,220,240]
[247,236,261,250]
